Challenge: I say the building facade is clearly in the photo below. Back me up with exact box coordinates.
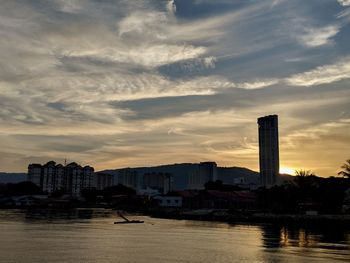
[143,172,172,194]
[257,115,280,188]
[115,168,140,190]
[27,161,95,196]
[187,162,218,189]
[96,173,113,190]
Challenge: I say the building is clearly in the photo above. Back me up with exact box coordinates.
[153,196,182,207]
[200,162,218,182]
[115,168,140,190]
[27,164,42,187]
[257,115,280,188]
[143,172,172,194]
[96,172,113,190]
[188,162,218,189]
[27,161,95,196]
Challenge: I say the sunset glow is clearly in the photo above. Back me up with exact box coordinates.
[280,167,296,175]
[0,0,349,177]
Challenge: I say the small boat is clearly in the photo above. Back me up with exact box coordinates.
[114,220,144,224]
[114,211,144,224]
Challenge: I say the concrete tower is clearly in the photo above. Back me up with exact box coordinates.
[257,115,279,188]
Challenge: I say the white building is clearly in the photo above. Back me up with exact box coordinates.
[154,196,182,207]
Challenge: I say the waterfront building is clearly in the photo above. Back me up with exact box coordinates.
[143,172,172,194]
[200,162,218,182]
[27,163,42,187]
[187,170,203,189]
[257,115,280,188]
[187,162,218,189]
[42,161,56,193]
[96,172,113,190]
[115,168,140,190]
[27,161,95,196]
[153,196,182,207]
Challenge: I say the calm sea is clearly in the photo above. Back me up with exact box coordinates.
[0,209,349,263]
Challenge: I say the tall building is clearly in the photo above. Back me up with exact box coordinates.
[27,161,95,196]
[257,115,279,188]
[188,162,218,189]
[199,162,218,182]
[143,172,172,194]
[115,168,140,190]
[96,173,113,190]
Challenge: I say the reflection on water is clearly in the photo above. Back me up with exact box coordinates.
[261,224,350,249]
[0,209,349,263]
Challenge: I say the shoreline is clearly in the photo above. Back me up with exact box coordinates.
[147,208,350,226]
[2,207,350,227]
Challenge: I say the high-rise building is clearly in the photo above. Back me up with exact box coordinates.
[96,173,113,190]
[27,161,95,196]
[257,115,279,188]
[115,168,140,190]
[143,172,172,194]
[200,162,218,182]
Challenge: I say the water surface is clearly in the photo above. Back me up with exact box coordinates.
[0,209,349,263]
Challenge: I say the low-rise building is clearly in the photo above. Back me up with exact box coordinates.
[154,196,182,207]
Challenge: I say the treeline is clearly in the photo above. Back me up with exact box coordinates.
[256,176,350,214]
[0,181,43,196]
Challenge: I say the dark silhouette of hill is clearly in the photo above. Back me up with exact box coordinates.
[0,173,26,184]
[101,163,261,190]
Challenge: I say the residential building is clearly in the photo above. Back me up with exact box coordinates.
[143,172,172,194]
[96,172,113,190]
[27,161,95,196]
[115,168,140,189]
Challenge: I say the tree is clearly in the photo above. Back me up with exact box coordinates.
[295,170,314,177]
[338,159,350,178]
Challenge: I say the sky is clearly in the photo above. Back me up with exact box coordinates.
[0,0,349,176]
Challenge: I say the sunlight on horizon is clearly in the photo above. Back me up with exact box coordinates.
[280,167,295,175]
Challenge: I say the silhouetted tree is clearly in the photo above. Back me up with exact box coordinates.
[0,181,43,196]
[338,159,350,178]
[205,180,242,191]
[51,189,66,198]
[103,184,136,201]
[81,188,100,202]
[295,169,314,177]
[205,180,223,190]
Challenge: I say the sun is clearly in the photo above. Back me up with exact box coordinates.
[280,167,295,175]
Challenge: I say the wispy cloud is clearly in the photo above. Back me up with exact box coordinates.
[237,79,279,89]
[297,25,340,47]
[286,57,350,86]
[0,0,349,176]
[338,0,350,6]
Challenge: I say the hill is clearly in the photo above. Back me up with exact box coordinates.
[101,163,260,190]
[0,173,27,184]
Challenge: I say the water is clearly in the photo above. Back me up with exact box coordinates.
[0,209,349,263]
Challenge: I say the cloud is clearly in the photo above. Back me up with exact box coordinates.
[237,79,279,89]
[338,0,350,6]
[286,57,350,86]
[167,0,177,14]
[0,0,349,176]
[54,0,85,13]
[297,25,340,47]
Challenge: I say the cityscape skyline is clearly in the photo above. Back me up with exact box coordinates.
[0,0,350,176]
